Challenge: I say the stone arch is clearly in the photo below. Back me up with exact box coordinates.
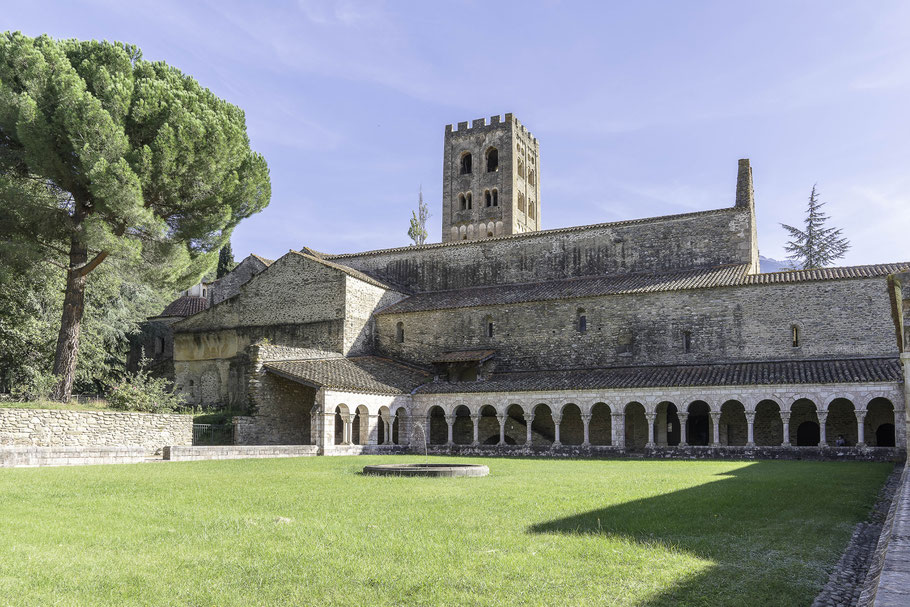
[485,147,498,172]
[624,402,648,450]
[655,401,680,446]
[453,405,472,445]
[754,399,782,446]
[450,226,458,240]
[392,407,408,445]
[467,223,475,239]
[334,404,349,445]
[427,405,447,445]
[353,405,369,445]
[686,401,712,446]
[458,193,467,210]
[866,397,895,447]
[720,400,748,446]
[825,398,856,446]
[790,398,819,446]
[589,402,612,445]
[378,406,391,445]
[504,403,525,445]
[531,404,555,446]
[460,151,472,175]
[559,403,583,446]
[495,220,503,235]
[479,405,499,444]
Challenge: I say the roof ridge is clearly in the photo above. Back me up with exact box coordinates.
[288,250,401,292]
[322,207,740,259]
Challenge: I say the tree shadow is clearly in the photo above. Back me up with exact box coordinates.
[528,461,887,607]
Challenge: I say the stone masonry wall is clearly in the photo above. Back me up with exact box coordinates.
[237,372,315,445]
[377,277,897,370]
[210,256,269,305]
[0,409,192,453]
[343,276,406,356]
[328,206,755,292]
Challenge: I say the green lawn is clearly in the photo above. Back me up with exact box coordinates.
[0,457,891,606]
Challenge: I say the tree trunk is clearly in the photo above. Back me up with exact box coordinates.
[51,237,88,401]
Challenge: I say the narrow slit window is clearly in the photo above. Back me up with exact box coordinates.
[460,152,472,175]
[683,331,692,353]
[492,189,498,206]
[396,321,404,344]
[577,309,587,333]
[466,192,473,209]
[485,190,492,207]
[791,325,800,348]
[487,322,494,338]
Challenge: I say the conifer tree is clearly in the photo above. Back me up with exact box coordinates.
[216,242,236,279]
[0,33,271,400]
[780,185,850,269]
[407,185,430,245]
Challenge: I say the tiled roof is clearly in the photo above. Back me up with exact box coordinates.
[264,356,433,395]
[378,262,910,315]
[322,207,739,259]
[432,350,496,363]
[156,296,209,318]
[288,251,402,292]
[249,254,274,266]
[416,357,903,394]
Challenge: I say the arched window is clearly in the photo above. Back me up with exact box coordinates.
[518,192,526,212]
[486,148,498,172]
[155,336,165,354]
[466,192,473,209]
[492,189,498,206]
[529,168,536,184]
[485,190,492,207]
[487,321,494,338]
[791,325,800,348]
[202,288,207,297]
[460,152,472,175]
[484,315,494,339]
[683,330,692,353]
[577,309,587,333]
[518,159,525,179]
[458,193,467,210]
[528,201,536,219]
[396,322,404,344]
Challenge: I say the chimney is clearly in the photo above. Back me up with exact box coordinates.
[735,159,754,208]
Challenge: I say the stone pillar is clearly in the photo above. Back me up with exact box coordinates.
[645,412,656,448]
[677,412,689,447]
[525,414,535,446]
[383,419,392,445]
[470,414,480,446]
[322,411,335,447]
[745,411,756,447]
[367,414,379,445]
[817,411,828,447]
[445,415,455,446]
[855,409,867,447]
[343,414,353,445]
[781,411,791,446]
[581,414,592,446]
[612,412,625,448]
[550,413,561,447]
[710,412,721,446]
[497,415,506,445]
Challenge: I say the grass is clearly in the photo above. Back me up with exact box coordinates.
[0,456,891,606]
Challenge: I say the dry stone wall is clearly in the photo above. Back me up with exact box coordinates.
[0,409,191,453]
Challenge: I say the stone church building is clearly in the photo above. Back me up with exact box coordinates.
[168,114,910,457]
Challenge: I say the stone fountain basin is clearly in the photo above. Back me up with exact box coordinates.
[362,463,489,478]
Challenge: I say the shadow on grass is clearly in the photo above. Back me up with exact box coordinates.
[528,461,879,607]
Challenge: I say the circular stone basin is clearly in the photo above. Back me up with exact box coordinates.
[362,463,489,478]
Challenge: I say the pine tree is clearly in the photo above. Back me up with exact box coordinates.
[407,185,430,245]
[780,185,850,269]
[0,33,271,400]
[217,243,236,279]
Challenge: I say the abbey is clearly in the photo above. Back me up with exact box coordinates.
[168,114,910,457]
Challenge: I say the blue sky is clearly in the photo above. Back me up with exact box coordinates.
[7,0,910,265]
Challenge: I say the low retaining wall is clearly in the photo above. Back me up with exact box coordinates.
[0,446,149,468]
[0,408,192,453]
[859,464,910,606]
[163,445,319,461]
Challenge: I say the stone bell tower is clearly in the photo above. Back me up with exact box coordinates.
[441,113,540,243]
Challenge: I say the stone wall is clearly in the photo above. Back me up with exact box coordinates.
[328,206,755,292]
[163,445,318,461]
[343,276,405,356]
[210,255,269,305]
[237,372,315,445]
[0,446,151,467]
[377,277,898,370]
[0,409,192,453]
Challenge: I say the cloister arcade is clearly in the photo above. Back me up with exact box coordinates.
[324,388,903,451]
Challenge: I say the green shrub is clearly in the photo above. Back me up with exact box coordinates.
[108,363,184,413]
[10,371,58,402]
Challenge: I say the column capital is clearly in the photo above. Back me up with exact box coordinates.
[525,414,536,423]
[611,411,624,419]
[470,414,481,422]
[552,413,563,424]
[780,411,791,422]
[645,412,656,422]
[817,410,828,420]
[709,411,721,421]
[854,409,867,420]
[677,412,689,420]
[444,414,456,424]
[496,414,507,424]
[744,410,756,422]
[580,413,593,423]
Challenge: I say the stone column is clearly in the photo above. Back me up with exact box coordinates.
[383,419,392,445]
[677,412,689,447]
[497,415,506,445]
[817,410,828,447]
[645,412,656,448]
[322,411,335,447]
[343,414,353,445]
[367,414,379,445]
[745,411,756,447]
[612,412,625,448]
[445,415,455,446]
[470,414,480,446]
[552,413,562,447]
[525,414,535,446]
[781,411,791,446]
[581,413,592,446]
[855,409,867,447]
[710,412,721,446]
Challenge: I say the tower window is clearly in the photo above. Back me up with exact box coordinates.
[155,336,165,354]
[529,168,536,184]
[683,331,692,353]
[485,190,492,207]
[396,322,404,344]
[518,192,526,212]
[460,152,472,175]
[458,193,467,210]
[528,201,536,219]
[518,158,525,179]
[487,322,494,338]
[791,325,800,348]
[486,148,498,172]
[466,192,473,209]
[492,189,498,206]
[577,309,587,333]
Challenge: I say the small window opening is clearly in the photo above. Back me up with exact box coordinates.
[396,322,404,344]
[155,336,165,354]
[189,380,195,387]
[577,309,587,333]
[518,159,525,179]
[528,201,536,219]
[460,152,472,175]
[791,325,800,348]
[492,189,498,206]
[529,168,536,184]
[487,322,494,338]
[485,190,492,207]
[458,193,467,210]
[466,192,473,209]
[518,192,526,212]
[486,148,498,172]
[202,288,206,297]
[683,330,692,353]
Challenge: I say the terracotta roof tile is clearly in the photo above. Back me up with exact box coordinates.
[156,296,209,318]
[264,356,432,395]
